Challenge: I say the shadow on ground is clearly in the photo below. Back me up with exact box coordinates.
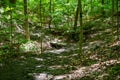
[0,50,83,80]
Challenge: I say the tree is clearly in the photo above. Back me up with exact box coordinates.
[111,0,114,42]
[23,0,30,41]
[116,0,119,40]
[48,0,52,29]
[9,0,14,52]
[74,2,79,30]
[39,0,42,27]
[101,0,105,17]
[78,0,83,54]
[39,0,43,53]
[90,0,93,14]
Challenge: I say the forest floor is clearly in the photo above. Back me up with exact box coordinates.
[0,19,120,80]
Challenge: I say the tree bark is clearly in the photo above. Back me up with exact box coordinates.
[116,0,119,40]
[78,0,83,54]
[111,0,114,42]
[24,0,30,41]
[48,0,52,29]
[74,2,79,30]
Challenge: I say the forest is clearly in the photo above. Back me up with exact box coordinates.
[0,0,120,80]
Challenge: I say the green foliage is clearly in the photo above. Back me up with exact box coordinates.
[109,64,120,76]
[101,64,120,80]
[63,28,80,42]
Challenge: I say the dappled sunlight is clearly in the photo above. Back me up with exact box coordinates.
[111,41,120,47]
[33,57,44,61]
[47,49,66,54]
[52,59,120,80]
[89,54,101,61]
[34,73,53,80]
[35,65,45,68]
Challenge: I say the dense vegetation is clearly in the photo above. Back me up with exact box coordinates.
[0,0,120,80]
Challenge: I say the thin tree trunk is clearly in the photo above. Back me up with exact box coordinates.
[91,0,93,14]
[101,0,104,17]
[78,0,83,54]
[52,0,54,13]
[24,0,30,41]
[9,1,13,53]
[39,0,43,53]
[116,0,119,40]
[74,2,79,30]
[67,0,70,27]
[111,0,114,42]
[39,0,42,27]
[48,0,52,29]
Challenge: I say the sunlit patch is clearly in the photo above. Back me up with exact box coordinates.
[34,73,53,80]
[111,41,120,47]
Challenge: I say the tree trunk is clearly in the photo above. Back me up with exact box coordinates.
[24,0,30,41]
[39,0,42,27]
[111,0,114,42]
[116,0,119,40]
[78,0,83,55]
[101,0,105,17]
[48,0,52,29]
[74,2,79,30]
[90,0,93,14]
